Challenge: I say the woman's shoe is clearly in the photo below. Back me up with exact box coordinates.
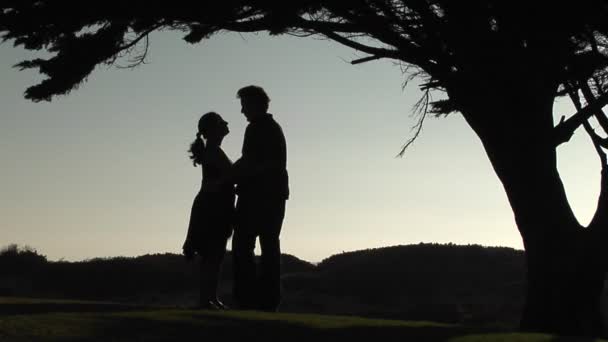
[197,300,221,311]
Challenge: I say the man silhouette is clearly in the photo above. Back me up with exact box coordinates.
[231,85,289,311]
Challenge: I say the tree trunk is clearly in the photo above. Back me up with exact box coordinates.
[511,169,605,337]
[457,92,607,337]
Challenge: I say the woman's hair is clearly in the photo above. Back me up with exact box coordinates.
[188,112,220,166]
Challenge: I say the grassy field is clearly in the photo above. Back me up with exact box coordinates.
[0,297,603,341]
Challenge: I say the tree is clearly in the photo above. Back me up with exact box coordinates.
[2,0,608,336]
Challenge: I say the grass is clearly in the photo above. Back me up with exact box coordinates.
[0,297,604,342]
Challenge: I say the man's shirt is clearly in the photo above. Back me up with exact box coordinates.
[236,113,289,200]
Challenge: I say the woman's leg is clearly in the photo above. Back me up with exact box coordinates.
[199,256,218,309]
[212,237,229,308]
[199,241,227,309]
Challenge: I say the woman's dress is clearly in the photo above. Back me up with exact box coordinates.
[184,146,235,257]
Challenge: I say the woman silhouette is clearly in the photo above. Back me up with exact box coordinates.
[183,112,235,310]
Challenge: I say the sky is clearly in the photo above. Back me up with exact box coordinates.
[0,30,602,263]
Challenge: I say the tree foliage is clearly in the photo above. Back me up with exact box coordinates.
[2,1,608,153]
[0,2,605,104]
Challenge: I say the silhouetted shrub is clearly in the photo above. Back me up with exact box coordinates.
[0,244,47,276]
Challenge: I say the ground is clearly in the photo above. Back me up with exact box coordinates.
[0,297,603,341]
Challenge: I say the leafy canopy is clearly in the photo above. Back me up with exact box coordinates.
[2,1,607,106]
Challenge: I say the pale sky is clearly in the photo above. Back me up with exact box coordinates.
[0,31,601,262]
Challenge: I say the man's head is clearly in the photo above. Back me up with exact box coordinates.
[237,85,270,122]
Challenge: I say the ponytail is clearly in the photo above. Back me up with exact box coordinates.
[188,132,205,166]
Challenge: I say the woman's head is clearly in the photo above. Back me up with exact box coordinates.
[197,112,229,140]
[188,112,229,166]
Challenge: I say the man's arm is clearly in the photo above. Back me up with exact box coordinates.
[222,155,269,185]
[217,124,260,186]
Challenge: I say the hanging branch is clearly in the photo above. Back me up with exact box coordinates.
[396,88,430,157]
[116,34,150,69]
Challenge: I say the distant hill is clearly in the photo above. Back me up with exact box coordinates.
[0,243,533,327]
[281,243,526,327]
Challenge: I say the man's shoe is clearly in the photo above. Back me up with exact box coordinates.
[213,300,229,310]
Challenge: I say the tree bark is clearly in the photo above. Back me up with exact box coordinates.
[456,90,607,337]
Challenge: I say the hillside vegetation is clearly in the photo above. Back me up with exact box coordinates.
[0,243,561,328]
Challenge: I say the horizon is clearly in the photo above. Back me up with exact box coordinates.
[1,241,525,264]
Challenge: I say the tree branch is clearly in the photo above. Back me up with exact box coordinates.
[316,29,402,60]
[114,22,164,57]
[564,83,608,233]
[583,121,608,165]
[221,18,274,32]
[116,35,149,69]
[293,14,439,75]
[580,81,608,134]
[286,17,364,33]
[397,88,430,157]
[351,55,383,64]
[554,91,608,146]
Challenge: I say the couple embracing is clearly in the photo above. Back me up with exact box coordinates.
[182,85,289,312]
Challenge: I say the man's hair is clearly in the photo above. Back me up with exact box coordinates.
[237,85,270,111]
